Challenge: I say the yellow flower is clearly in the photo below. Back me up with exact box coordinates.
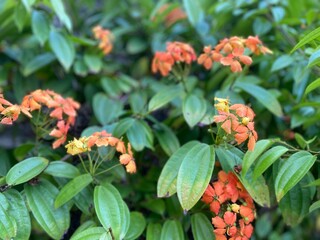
[65,137,90,155]
[214,97,230,112]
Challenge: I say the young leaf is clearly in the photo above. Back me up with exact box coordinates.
[71,227,106,240]
[160,220,184,240]
[94,184,130,239]
[191,213,214,240]
[253,146,288,180]
[279,174,315,226]
[157,141,199,198]
[3,189,31,240]
[291,26,320,53]
[146,223,162,240]
[275,151,316,201]
[24,179,70,239]
[304,78,320,96]
[241,139,273,176]
[44,161,80,178]
[49,30,75,71]
[50,0,72,31]
[124,212,146,240]
[32,10,50,46]
[148,86,183,112]
[6,157,49,186]
[177,143,215,211]
[182,94,207,128]
[54,173,93,208]
[309,200,320,213]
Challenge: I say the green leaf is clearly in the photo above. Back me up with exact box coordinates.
[241,139,273,176]
[294,133,307,149]
[124,212,146,240]
[23,53,56,76]
[177,143,214,211]
[84,53,102,73]
[279,174,315,226]
[234,82,283,116]
[14,3,27,32]
[271,55,294,72]
[50,0,72,31]
[94,184,130,239]
[6,157,49,186]
[71,227,106,240]
[32,10,50,46]
[73,185,93,215]
[304,78,320,96]
[22,0,36,12]
[126,38,147,54]
[93,93,123,125]
[182,0,203,26]
[146,223,162,240]
[140,198,165,216]
[44,161,80,178]
[55,173,93,208]
[291,26,320,53]
[72,220,97,236]
[215,144,243,173]
[157,141,199,198]
[148,86,183,112]
[154,123,180,156]
[182,94,207,128]
[160,220,184,240]
[112,117,135,137]
[127,119,153,151]
[3,189,31,240]
[129,91,147,114]
[275,151,316,201]
[25,179,70,239]
[49,30,75,71]
[307,49,320,68]
[253,146,288,180]
[0,193,17,239]
[191,213,214,240]
[253,17,272,36]
[309,200,320,213]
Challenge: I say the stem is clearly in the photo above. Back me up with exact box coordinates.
[78,154,90,174]
[95,163,122,176]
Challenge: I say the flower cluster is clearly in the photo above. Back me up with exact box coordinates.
[213,98,258,151]
[0,94,31,124]
[152,41,196,76]
[198,36,272,72]
[202,171,255,240]
[65,130,136,174]
[92,25,113,55]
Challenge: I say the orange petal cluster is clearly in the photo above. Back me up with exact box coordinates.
[152,41,196,76]
[92,25,113,55]
[202,171,255,240]
[213,98,258,151]
[153,4,187,27]
[198,36,272,72]
[65,130,136,174]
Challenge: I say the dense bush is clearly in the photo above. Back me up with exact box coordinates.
[0,0,320,239]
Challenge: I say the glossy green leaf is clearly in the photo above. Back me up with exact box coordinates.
[129,91,147,114]
[84,53,102,73]
[113,117,135,137]
[3,189,31,240]
[23,53,56,76]
[44,161,80,179]
[6,157,49,186]
[294,133,307,149]
[32,10,50,46]
[182,94,207,128]
[253,146,288,180]
[93,93,123,125]
[235,83,283,116]
[271,55,294,72]
[14,3,27,32]
[304,178,320,187]
[177,143,214,211]
[148,86,183,112]
[0,193,17,239]
[124,212,146,240]
[73,185,94,216]
[127,119,153,151]
[157,141,199,198]
[49,30,75,71]
[279,175,315,226]
[215,144,244,173]
[72,220,97,236]
[154,123,180,156]
[94,184,129,239]
[71,227,106,240]
[275,151,316,201]
[291,26,320,52]
[309,200,320,213]
[55,173,93,208]
[183,0,203,26]
[146,223,162,240]
[191,213,214,240]
[50,0,72,31]
[160,220,184,240]
[304,78,320,95]
[25,179,70,239]
[242,139,273,176]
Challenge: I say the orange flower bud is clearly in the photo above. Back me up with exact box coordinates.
[125,160,136,174]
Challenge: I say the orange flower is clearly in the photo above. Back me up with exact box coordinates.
[198,46,222,69]
[166,41,196,64]
[92,25,113,55]
[202,182,228,215]
[125,160,136,174]
[245,36,273,55]
[50,120,70,149]
[152,52,174,76]
[239,205,255,224]
[0,93,13,111]
[214,111,239,134]
[1,105,21,125]
[21,95,41,111]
